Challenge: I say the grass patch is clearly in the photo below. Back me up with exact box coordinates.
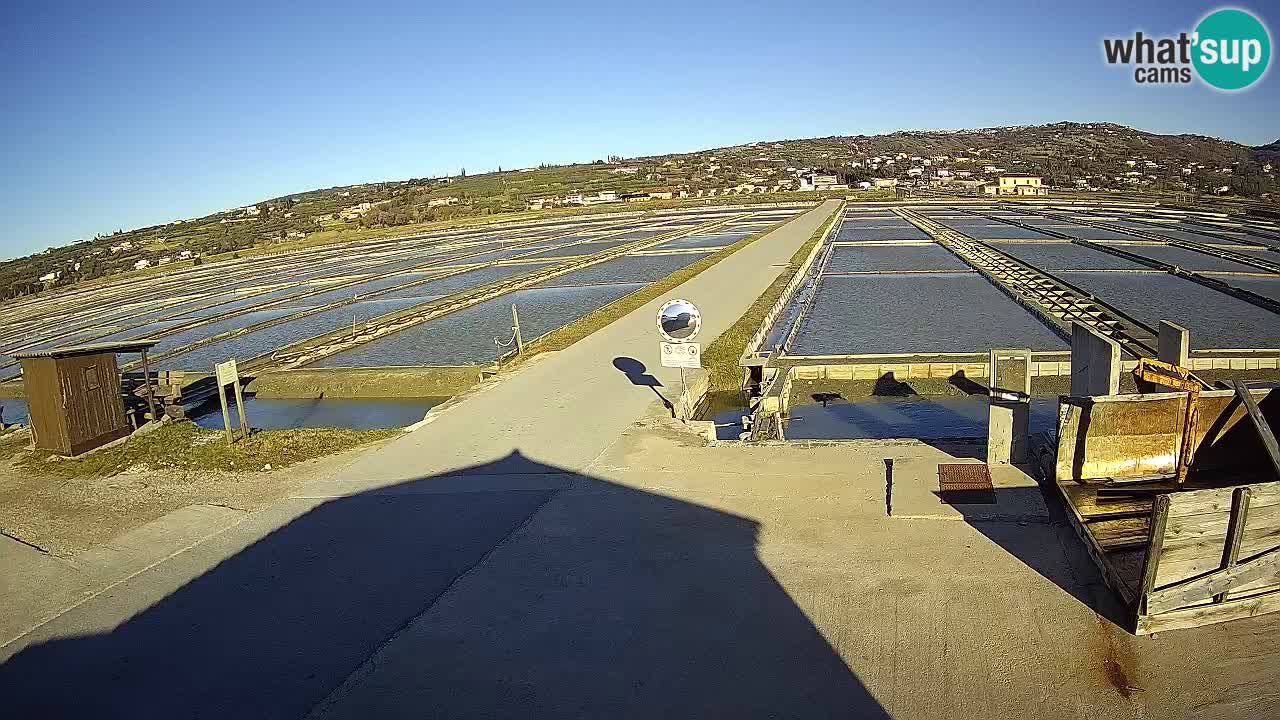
[520,212,805,358]
[701,209,838,392]
[15,421,397,478]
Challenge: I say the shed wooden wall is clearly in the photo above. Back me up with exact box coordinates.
[58,353,129,455]
[20,357,69,454]
[20,352,130,456]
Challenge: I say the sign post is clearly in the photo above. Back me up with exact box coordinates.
[214,358,249,445]
[657,299,703,419]
[512,304,524,355]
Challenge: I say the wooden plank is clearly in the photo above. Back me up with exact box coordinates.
[1165,482,1280,519]
[1154,531,1280,589]
[1216,488,1253,603]
[1061,484,1153,520]
[1146,545,1280,614]
[1161,502,1280,555]
[1230,381,1280,479]
[1227,579,1280,598]
[1104,474,1176,486]
[1232,524,1280,596]
[1103,548,1146,601]
[1089,516,1152,550]
[1159,521,1280,567]
[1138,495,1171,614]
[1052,477,1139,608]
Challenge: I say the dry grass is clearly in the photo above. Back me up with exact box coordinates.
[16,421,396,478]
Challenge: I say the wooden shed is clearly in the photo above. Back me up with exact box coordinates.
[14,340,158,456]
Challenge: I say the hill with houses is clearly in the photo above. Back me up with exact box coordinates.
[3,121,1276,301]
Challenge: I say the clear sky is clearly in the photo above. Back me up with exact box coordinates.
[3,0,1277,255]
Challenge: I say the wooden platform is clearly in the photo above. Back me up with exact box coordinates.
[1046,389,1280,633]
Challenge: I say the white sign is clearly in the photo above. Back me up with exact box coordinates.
[657,299,701,343]
[660,341,701,369]
[214,358,239,387]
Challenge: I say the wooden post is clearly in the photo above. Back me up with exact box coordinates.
[214,359,248,444]
[1230,381,1280,479]
[511,304,524,355]
[219,383,234,444]
[233,376,249,441]
[1215,487,1252,604]
[139,348,158,422]
[1138,494,1171,619]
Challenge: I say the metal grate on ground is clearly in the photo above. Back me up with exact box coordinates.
[938,463,994,493]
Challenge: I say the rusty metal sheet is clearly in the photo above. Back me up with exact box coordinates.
[938,463,994,492]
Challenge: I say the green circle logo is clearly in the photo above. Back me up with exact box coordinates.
[1193,8,1271,90]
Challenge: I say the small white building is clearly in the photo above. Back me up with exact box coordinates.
[583,191,619,205]
[983,175,1048,196]
[133,259,151,270]
[797,173,839,191]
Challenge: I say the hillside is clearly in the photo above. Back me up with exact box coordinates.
[1252,139,1280,163]
[4,121,1277,301]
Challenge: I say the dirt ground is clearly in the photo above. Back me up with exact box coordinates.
[0,427,393,556]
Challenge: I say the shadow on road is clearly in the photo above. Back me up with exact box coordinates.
[612,355,673,413]
[0,451,888,719]
[939,484,1132,630]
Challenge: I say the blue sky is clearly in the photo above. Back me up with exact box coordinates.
[2,0,1277,255]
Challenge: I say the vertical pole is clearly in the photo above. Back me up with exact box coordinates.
[1215,487,1252,604]
[511,304,524,355]
[219,381,233,445]
[233,378,249,441]
[1138,494,1171,620]
[140,349,158,422]
[678,366,687,421]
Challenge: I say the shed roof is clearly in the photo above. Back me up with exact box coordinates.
[13,340,160,360]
